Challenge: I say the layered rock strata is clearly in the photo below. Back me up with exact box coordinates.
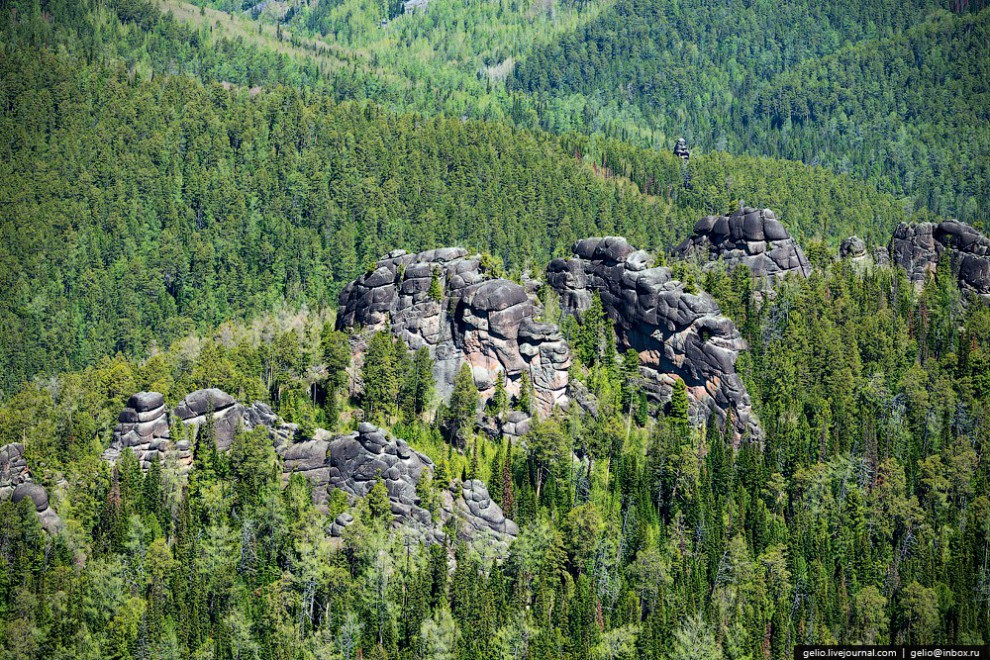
[1,443,61,533]
[675,207,812,280]
[336,248,570,414]
[547,237,762,442]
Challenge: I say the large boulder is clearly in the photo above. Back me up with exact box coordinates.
[676,208,812,281]
[888,221,990,297]
[336,248,570,414]
[547,237,762,443]
[1,443,61,534]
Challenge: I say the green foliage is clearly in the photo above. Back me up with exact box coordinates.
[362,332,403,419]
[445,363,478,447]
[366,478,392,522]
[428,267,445,303]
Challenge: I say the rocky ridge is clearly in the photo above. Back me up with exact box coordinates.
[105,389,295,470]
[282,422,517,554]
[1,443,61,533]
[547,237,762,442]
[675,207,812,281]
[336,248,570,414]
[107,390,518,552]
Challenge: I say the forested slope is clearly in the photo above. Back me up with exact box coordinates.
[0,0,925,398]
[510,2,990,226]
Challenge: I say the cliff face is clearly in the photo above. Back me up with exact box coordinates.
[336,248,570,414]
[675,207,812,280]
[889,220,990,297]
[105,390,295,471]
[547,237,762,443]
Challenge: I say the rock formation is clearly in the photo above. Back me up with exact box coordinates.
[107,389,295,470]
[107,390,518,553]
[106,392,175,469]
[838,235,873,269]
[888,221,990,297]
[675,207,812,281]
[336,248,570,414]
[547,237,762,442]
[1,443,61,533]
[673,137,690,161]
[281,422,518,553]
[839,236,867,260]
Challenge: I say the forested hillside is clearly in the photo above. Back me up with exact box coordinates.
[2,0,990,657]
[2,242,990,658]
[510,2,990,226]
[0,0,923,397]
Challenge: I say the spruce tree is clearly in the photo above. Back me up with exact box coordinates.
[446,362,478,447]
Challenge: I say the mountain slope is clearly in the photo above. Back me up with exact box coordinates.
[510,2,990,226]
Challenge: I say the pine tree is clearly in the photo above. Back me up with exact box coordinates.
[490,370,508,417]
[669,377,690,438]
[517,372,534,414]
[367,478,392,523]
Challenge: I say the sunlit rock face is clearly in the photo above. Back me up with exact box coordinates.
[676,207,812,281]
[547,237,762,443]
[889,221,990,297]
[336,248,570,414]
[107,391,518,553]
[106,390,295,471]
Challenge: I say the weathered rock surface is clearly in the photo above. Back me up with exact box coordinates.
[888,221,990,297]
[108,389,518,551]
[840,236,867,260]
[106,392,172,469]
[336,248,570,414]
[1,443,61,533]
[676,208,812,281]
[107,390,295,470]
[281,422,518,553]
[673,138,690,161]
[547,237,762,442]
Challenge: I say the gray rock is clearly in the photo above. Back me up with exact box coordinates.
[289,424,517,554]
[109,390,296,472]
[888,221,990,297]
[106,391,172,470]
[547,237,762,443]
[1,443,61,534]
[676,208,811,281]
[337,247,571,415]
[840,236,867,260]
[673,138,690,161]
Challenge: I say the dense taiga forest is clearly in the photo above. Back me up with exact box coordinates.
[1,0,989,658]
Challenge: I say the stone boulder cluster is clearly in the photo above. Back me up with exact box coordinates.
[547,237,763,442]
[282,422,517,553]
[106,389,518,553]
[675,207,812,281]
[104,389,296,470]
[0,443,61,533]
[888,220,990,297]
[336,247,570,415]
